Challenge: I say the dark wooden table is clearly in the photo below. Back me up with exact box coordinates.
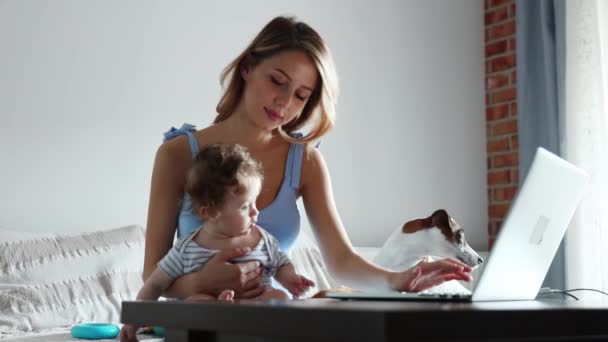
[122,297,608,341]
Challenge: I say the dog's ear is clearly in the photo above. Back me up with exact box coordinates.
[403,210,460,234]
[430,209,450,228]
[431,209,462,233]
[402,219,425,233]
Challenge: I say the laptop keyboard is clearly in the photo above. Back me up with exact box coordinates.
[408,285,473,299]
[419,282,472,295]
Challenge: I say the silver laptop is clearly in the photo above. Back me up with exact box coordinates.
[327,147,589,302]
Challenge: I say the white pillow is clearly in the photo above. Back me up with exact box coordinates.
[0,228,56,243]
[0,225,145,332]
[290,231,338,296]
[289,232,385,296]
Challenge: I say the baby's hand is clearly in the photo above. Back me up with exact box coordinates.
[282,274,315,299]
[120,324,138,342]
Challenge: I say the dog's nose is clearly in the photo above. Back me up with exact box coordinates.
[477,256,484,264]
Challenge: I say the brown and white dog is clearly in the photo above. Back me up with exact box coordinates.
[373,209,483,294]
[312,209,483,298]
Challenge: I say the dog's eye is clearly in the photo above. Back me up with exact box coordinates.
[455,230,465,243]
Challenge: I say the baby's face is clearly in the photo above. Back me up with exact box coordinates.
[215,177,261,237]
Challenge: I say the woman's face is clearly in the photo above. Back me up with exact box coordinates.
[241,50,318,131]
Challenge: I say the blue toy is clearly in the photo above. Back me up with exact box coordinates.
[71,323,119,340]
[152,326,166,337]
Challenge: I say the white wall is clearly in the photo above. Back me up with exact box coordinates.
[0,0,487,250]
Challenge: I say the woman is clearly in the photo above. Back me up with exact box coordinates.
[144,15,472,299]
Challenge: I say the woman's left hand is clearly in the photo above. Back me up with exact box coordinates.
[388,257,473,292]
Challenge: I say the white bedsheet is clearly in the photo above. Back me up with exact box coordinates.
[0,327,162,342]
[0,226,375,339]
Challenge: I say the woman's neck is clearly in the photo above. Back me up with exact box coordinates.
[219,108,277,150]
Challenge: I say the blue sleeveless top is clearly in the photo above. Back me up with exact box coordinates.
[163,123,303,252]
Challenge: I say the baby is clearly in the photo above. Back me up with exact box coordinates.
[121,144,314,341]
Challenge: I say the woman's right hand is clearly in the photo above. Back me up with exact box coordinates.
[388,257,473,293]
[193,247,265,298]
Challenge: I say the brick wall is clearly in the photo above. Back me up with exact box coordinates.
[485,0,518,249]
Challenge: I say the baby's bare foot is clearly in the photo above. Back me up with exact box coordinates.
[218,289,234,301]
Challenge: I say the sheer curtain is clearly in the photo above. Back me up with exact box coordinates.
[515,0,567,289]
[564,0,608,295]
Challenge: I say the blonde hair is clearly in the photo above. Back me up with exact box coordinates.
[186,144,263,211]
[215,16,339,146]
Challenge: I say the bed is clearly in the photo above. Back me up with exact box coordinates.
[0,327,162,342]
[0,224,363,341]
